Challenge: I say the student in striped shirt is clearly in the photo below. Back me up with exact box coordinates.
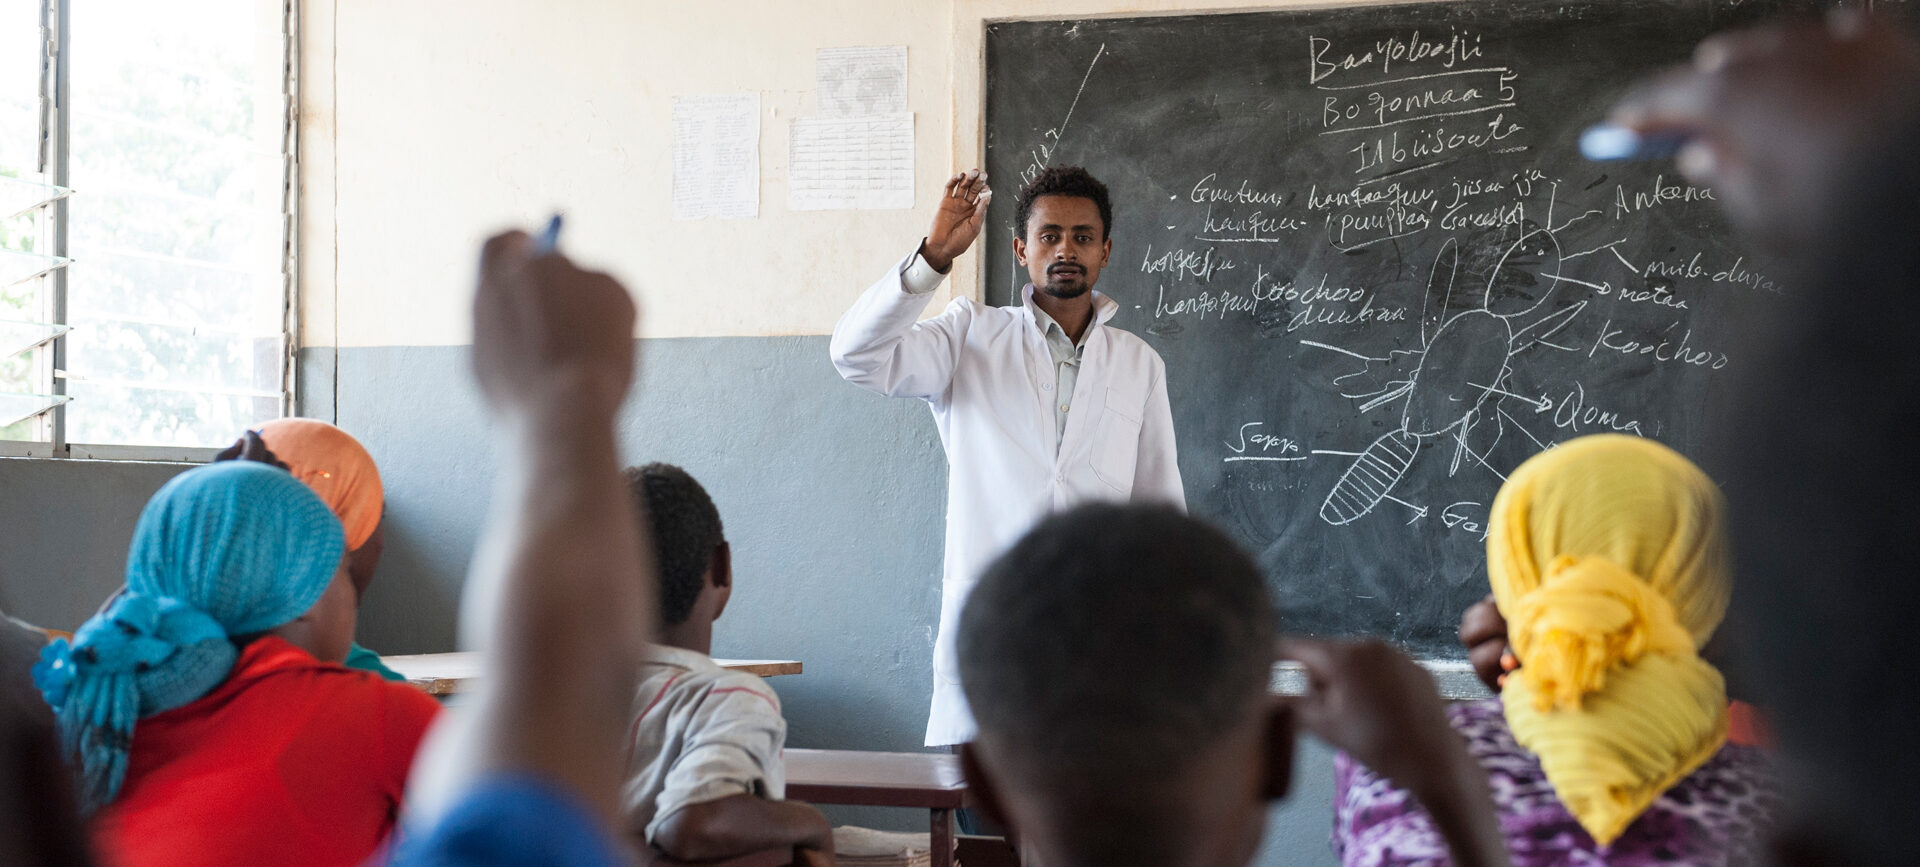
[619,463,833,866]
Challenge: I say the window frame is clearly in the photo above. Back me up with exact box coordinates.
[0,0,300,462]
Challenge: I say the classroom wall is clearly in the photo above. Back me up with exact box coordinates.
[7,0,1467,859]
[296,0,1380,857]
[0,458,191,629]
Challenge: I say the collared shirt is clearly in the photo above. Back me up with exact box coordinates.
[1029,306,1087,452]
[831,249,1186,746]
[901,257,1090,454]
[621,644,787,843]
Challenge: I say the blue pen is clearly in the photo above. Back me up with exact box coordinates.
[1579,125,1692,161]
[534,213,564,254]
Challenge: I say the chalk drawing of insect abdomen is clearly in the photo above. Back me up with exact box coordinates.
[1315,225,1586,526]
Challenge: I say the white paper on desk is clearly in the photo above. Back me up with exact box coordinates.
[816,45,908,116]
[672,93,760,221]
[788,113,914,211]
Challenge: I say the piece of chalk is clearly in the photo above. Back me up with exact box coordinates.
[534,213,564,254]
[1580,125,1692,161]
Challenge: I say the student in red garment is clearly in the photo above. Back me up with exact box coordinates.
[32,460,441,867]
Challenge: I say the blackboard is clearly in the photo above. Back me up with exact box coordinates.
[983,1,1811,656]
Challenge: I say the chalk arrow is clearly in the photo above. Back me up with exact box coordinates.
[1382,494,1429,524]
[1467,382,1552,412]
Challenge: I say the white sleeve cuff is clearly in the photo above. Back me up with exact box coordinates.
[900,250,948,296]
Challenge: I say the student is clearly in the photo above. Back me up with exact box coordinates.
[216,418,404,680]
[1601,13,1920,865]
[390,230,649,867]
[955,503,1510,867]
[33,461,441,867]
[831,166,1185,748]
[1334,435,1776,866]
[620,463,833,865]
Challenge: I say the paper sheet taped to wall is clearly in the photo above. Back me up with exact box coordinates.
[672,93,760,220]
[817,45,908,116]
[787,114,914,211]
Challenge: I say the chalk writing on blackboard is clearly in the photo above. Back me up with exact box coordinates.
[985,1,1800,652]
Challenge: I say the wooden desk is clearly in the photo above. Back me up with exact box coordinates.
[1269,658,1487,700]
[784,749,969,867]
[383,651,803,696]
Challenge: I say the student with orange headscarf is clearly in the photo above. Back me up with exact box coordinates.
[1332,435,1778,866]
[217,418,403,680]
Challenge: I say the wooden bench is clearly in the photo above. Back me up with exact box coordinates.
[783,748,971,867]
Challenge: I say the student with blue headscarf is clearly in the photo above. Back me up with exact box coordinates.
[34,460,441,867]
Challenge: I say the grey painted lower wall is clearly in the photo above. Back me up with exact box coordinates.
[0,457,192,629]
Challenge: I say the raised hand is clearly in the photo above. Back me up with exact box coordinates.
[471,230,637,424]
[1281,637,1511,867]
[1605,12,1920,249]
[1460,595,1511,693]
[920,169,991,273]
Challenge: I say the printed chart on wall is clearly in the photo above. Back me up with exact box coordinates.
[984,0,1818,655]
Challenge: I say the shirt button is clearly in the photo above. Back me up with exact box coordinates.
[1041,383,1052,391]
[1060,404,1070,413]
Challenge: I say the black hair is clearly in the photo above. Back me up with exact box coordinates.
[625,463,724,627]
[1014,166,1113,240]
[957,503,1273,860]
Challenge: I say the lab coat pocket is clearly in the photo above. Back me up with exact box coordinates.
[1090,386,1145,495]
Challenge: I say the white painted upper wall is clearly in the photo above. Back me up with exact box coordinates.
[299,0,1407,347]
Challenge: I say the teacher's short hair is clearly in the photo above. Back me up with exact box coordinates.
[625,463,725,626]
[958,503,1274,785]
[1015,165,1114,240]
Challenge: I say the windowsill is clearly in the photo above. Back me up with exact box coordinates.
[0,442,218,463]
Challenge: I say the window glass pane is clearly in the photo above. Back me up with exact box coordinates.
[63,381,275,447]
[0,0,36,180]
[64,0,288,447]
[1,0,44,440]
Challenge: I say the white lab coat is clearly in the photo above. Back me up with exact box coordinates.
[829,254,1186,745]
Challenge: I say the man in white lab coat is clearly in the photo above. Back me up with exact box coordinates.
[830,165,1186,747]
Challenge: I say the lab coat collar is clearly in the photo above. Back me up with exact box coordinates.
[1020,283,1119,331]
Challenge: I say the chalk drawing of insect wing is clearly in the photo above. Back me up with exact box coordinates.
[1318,226,1585,526]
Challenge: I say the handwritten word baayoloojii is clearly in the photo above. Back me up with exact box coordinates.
[1309,28,1485,83]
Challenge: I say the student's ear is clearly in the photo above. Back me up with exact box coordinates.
[957,742,1015,835]
[1261,696,1296,801]
[710,541,732,589]
[1013,234,1027,266]
[1100,235,1112,266]
[709,541,733,619]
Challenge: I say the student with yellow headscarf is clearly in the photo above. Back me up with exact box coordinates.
[1332,435,1777,866]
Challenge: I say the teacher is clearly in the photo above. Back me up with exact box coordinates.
[830,165,1185,747]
